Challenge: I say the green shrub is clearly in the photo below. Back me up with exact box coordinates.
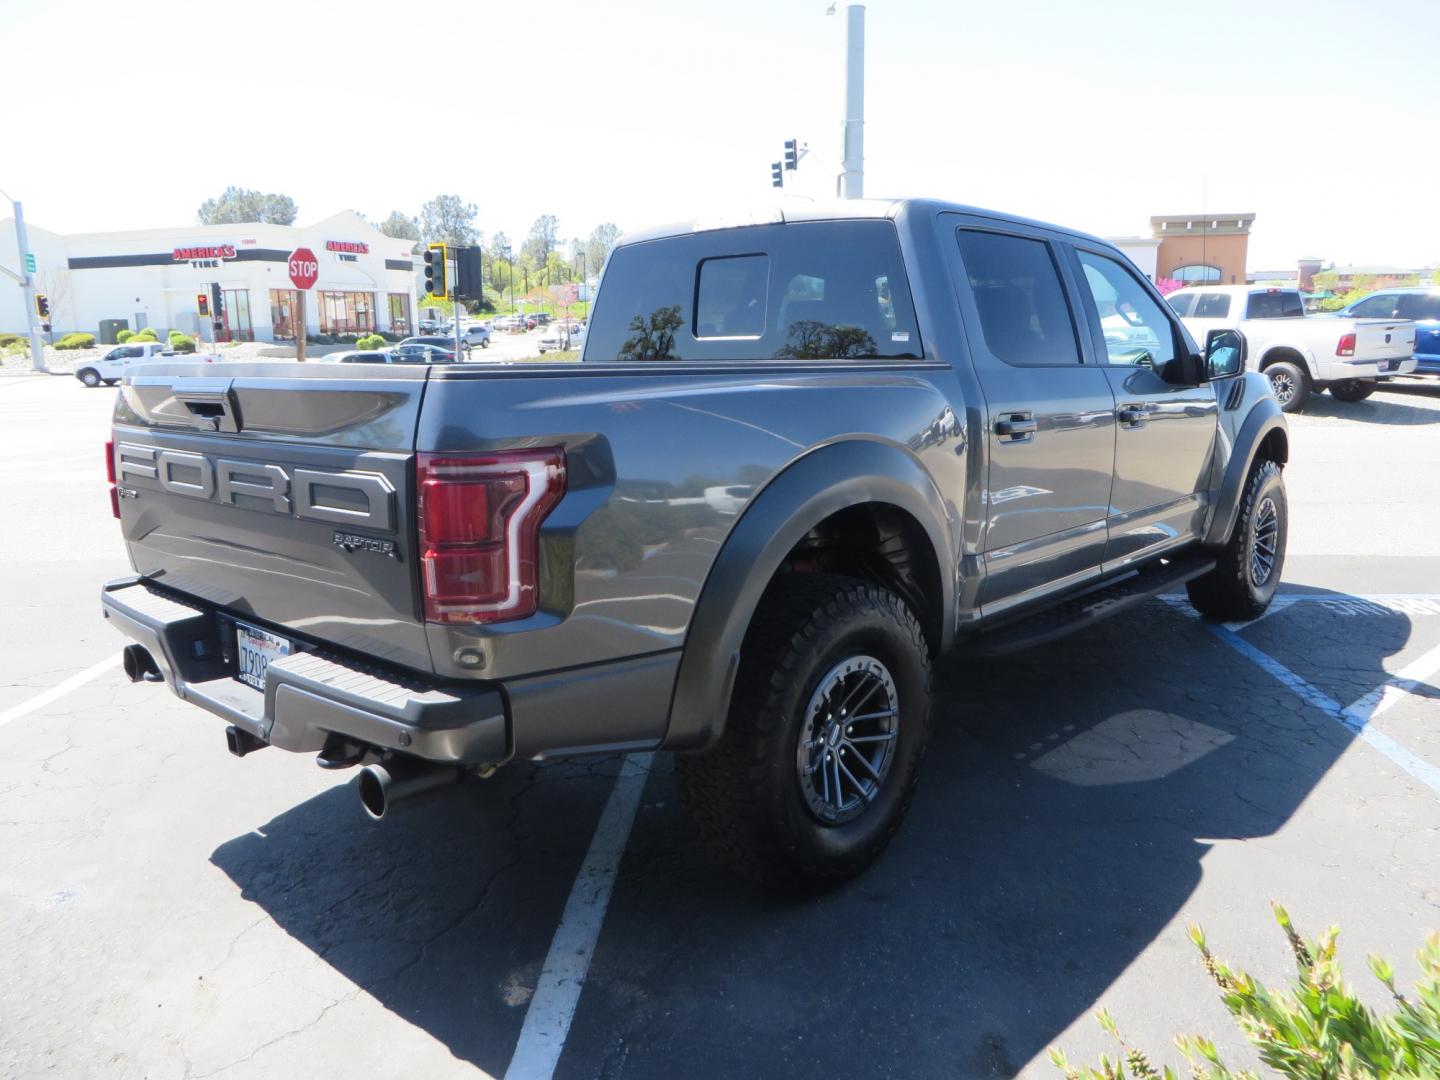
[54,333,96,350]
[306,333,334,345]
[0,333,22,348]
[355,333,386,350]
[1050,904,1440,1079]
[130,328,158,342]
[168,333,196,353]
[115,329,135,344]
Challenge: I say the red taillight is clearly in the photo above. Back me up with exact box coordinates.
[106,439,119,518]
[1336,333,1356,357]
[416,448,566,623]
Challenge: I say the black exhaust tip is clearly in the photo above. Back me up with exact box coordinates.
[121,644,160,683]
[358,758,466,820]
[225,725,268,758]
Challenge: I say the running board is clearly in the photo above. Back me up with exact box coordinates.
[969,554,1216,656]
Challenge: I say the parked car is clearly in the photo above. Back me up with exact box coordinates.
[102,197,1284,889]
[537,323,585,354]
[320,350,395,364]
[1331,287,1440,377]
[1166,285,1415,410]
[398,335,467,358]
[392,343,456,363]
[75,342,216,387]
[457,325,491,349]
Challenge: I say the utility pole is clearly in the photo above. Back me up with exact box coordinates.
[840,3,866,199]
[4,197,49,372]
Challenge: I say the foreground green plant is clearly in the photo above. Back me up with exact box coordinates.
[1050,904,1440,1079]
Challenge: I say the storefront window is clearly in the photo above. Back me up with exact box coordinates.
[219,288,253,342]
[269,288,300,341]
[388,293,411,335]
[317,291,376,334]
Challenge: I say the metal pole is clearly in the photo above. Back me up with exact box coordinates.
[12,201,48,372]
[840,4,865,200]
[295,290,307,363]
[453,282,462,362]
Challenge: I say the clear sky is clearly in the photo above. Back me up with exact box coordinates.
[3,0,1435,271]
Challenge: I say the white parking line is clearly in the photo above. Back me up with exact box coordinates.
[1205,625,1440,794]
[0,654,118,730]
[504,752,654,1080]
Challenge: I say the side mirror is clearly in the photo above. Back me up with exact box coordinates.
[1204,328,1246,379]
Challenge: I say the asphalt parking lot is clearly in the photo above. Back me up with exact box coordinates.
[2,374,1438,1079]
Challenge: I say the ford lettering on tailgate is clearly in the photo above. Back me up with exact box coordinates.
[115,443,396,532]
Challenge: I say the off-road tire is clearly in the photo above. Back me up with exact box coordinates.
[676,574,932,891]
[1263,361,1309,413]
[78,368,101,388]
[1328,378,1376,403]
[1187,458,1287,621]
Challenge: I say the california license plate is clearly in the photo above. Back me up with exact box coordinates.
[235,622,291,691]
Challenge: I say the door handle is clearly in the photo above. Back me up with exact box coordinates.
[1117,404,1151,427]
[994,413,1037,441]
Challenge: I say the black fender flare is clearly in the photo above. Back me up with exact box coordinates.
[664,438,957,752]
[1204,394,1289,547]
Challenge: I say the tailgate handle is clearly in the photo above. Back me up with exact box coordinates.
[173,378,241,433]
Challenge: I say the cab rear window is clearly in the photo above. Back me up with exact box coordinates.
[1245,291,1303,318]
[586,220,922,362]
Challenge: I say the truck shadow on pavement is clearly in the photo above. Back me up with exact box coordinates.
[1300,382,1440,425]
[212,588,1414,1078]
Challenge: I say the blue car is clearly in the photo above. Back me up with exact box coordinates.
[1335,287,1440,375]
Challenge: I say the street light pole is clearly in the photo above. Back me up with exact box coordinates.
[6,197,49,372]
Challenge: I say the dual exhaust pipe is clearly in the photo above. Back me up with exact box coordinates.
[357,758,467,820]
[121,644,161,683]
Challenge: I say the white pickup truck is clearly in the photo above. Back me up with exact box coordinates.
[75,342,218,388]
[1166,285,1415,411]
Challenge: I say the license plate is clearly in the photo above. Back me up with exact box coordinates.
[235,622,291,691]
[1381,360,1397,372]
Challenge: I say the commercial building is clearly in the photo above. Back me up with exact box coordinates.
[0,210,417,343]
[1150,213,1254,287]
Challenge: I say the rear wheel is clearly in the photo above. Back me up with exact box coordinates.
[1328,378,1376,402]
[1264,361,1309,413]
[78,368,101,388]
[676,574,932,891]
[1187,458,1287,621]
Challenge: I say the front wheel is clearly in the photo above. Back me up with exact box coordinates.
[676,574,932,891]
[78,368,101,388]
[1264,361,1310,413]
[480,339,489,349]
[1187,458,1287,621]
[1328,378,1376,403]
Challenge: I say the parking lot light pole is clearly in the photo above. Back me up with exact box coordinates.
[840,3,865,199]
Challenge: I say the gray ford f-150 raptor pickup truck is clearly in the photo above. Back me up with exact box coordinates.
[101,199,1287,888]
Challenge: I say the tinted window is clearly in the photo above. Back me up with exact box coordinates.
[1166,292,1196,316]
[956,230,1079,366]
[1245,291,1304,318]
[1192,293,1231,318]
[1348,294,1402,318]
[695,255,769,338]
[586,220,922,362]
[1398,294,1440,321]
[1076,251,1177,368]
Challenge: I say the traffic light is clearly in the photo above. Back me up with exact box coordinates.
[196,293,209,317]
[784,139,799,171]
[210,283,224,320]
[424,243,448,297]
[771,162,783,188]
[34,294,49,319]
[454,246,483,299]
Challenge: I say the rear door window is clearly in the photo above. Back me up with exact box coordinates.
[587,220,922,362]
[1166,292,1196,316]
[954,229,1080,366]
[1245,291,1303,318]
[1192,293,1231,318]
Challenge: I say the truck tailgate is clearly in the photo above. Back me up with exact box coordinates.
[1352,318,1416,361]
[112,364,432,671]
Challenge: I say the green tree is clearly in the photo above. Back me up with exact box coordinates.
[522,214,560,266]
[419,194,479,246]
[1310,270,1339,296]
[197,186,298,225]
[378,211,420,241]
[585,223,620,276]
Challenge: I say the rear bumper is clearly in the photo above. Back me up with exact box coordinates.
[99,577,678,764]
[1329,356,1418,379]
[100,578,508,764]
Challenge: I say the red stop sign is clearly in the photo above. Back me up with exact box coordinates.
[288,247,319,290]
